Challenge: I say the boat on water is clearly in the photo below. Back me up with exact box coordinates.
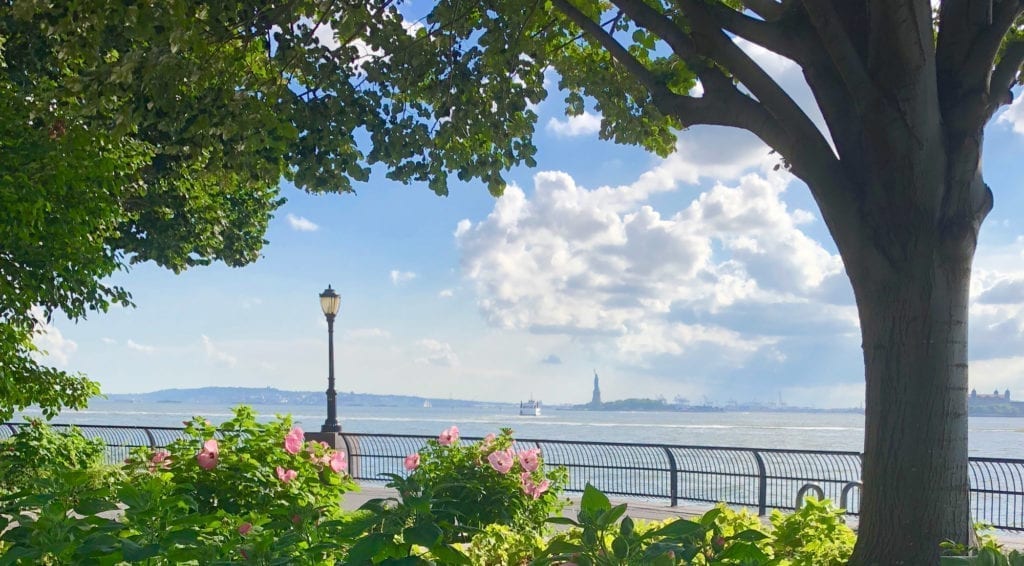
[519,398,541,416]
[422,400,432,408]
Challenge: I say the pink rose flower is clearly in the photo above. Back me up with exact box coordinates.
[404,453,420,471]
[238,522,252,536]
[520,472,551,499]
[197,438,219,470]
[203,439,219,455]
[284,426,304,454]
[148,450,172,471]
[276,466,298,483]
[481,433,496,448]
[487,448,515,474]
[518,448,541,472]
[438,425,459,446]
[329,451,347,473]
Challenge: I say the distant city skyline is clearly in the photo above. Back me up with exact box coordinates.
[31,41,1024,409]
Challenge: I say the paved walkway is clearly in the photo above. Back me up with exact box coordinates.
[344,484,1024,550]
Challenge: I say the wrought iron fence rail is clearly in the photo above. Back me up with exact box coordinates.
[3,423,1023,531]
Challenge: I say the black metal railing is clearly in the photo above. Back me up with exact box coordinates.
[3,423,1022,531]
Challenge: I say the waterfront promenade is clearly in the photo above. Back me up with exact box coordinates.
[343,484,1024,550]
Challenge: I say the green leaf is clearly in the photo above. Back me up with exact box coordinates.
[579,484,611,518]
[121,540,161,561]
[404,522,442,547]
[346,532,392,564]
[596,503,628,529]
[644,519,704,540]
[611,535,629,559]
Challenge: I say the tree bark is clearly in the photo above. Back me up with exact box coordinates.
[847,226,975,564]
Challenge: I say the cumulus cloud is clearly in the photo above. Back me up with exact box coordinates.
[438,289,455,298]
[541,354,562,365]
[286,213,319,232]
[415,339,459,367]
[997,96,1024,134]
[30,310,77,366]
[547,111,601,137]
[390,270,417,285]
[454,159,847,377]
[201,335,237,367]
[126,340,155,354]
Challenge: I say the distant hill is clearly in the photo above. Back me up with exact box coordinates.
[101,387,512,409]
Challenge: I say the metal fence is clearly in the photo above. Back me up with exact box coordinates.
[3,423,1022,531]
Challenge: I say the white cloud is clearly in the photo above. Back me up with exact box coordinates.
[286,213,319,232]
[415,339,460,367]
[390,269,417,285]
[438,289,455,298]
[997,95,1024,134]
[201,335,237,368]
[455,161,845,371]
[30,309,77,367]
[101,337,116,345]
[126,340,155,354]
[345,328,392,340]
[546,111,602,137]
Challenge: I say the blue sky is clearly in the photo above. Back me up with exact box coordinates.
[33,37,1024,408]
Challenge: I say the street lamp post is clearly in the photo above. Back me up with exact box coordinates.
[319,285,341,433]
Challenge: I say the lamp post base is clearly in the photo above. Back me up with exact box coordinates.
[304,430,344,449]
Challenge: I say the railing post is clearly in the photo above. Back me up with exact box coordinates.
[753,450,768,516]
[143,427,157,450]
[663,446,679,507]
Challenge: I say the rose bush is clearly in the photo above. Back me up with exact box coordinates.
[343,426,568,563]
[0,406,358,564]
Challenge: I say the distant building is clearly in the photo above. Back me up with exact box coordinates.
[591,370,602,406]
[969,388,1024,416]
[970,388,1011,403]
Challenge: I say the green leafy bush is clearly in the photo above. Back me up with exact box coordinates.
[344,426,567,563]
[0,418,108,496]
[0,406,358,564]
[770,496,855,565]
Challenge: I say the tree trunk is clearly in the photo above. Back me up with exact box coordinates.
[848,234,975,565]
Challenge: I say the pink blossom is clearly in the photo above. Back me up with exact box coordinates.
[276,466,298,483]
[284,426,304,454]
[329,451,347,473]
[487,448,515,474]
[438,425,459,446]
[148,450,172,472]
[203,439,219,455]
[518,448,541,472]
[481,433,496,449]
[197,438,219,470]
[238,522,252,536]
[520,472,550,499]
[404,453,421,471]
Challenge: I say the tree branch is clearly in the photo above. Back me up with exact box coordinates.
[799,0,879,115]
[552,0,679,104]
[740,0,786,21]
[961,0,1023,90]
[673,0,836,160]
[987,40,1024,118]
[703,2,800,59]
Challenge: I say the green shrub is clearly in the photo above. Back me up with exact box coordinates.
[344,426,567,564]
[0,418,107,496]
[0,406,358,564]
[769,497,855,565]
